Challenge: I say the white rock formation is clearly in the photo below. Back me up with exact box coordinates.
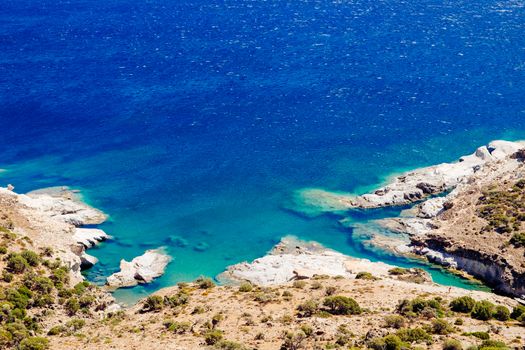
[80,252,99,269]
[218,236,396,286]
[73,228,110,248]
[295,140,525,214]
[20,186,107,226]
[106,248,171,289]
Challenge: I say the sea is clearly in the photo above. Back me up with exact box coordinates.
[1,0,524,303]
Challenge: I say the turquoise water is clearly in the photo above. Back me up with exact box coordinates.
[2,0,525,303]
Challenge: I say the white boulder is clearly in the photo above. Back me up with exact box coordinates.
[106,248,171,289]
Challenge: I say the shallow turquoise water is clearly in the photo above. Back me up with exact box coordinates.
[2,0,525,303]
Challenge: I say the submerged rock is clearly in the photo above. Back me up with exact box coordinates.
[106,248,171,289]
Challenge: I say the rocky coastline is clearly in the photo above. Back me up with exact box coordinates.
[296,140,525,299]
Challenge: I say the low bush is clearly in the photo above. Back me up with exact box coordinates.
[493,305,510,321]
[396,327,432,344]
[431,319,453,335]
[369,334,405,350]
[297,300,319,317]
[465,332,489,340]
[6,254,29,274]
[196,277,215,289]
[20,250,40,267]
[355,272,377,280]
[450,296,476,313]
[204,329,224,345]
[292,280,306,289]
[510,305,525,320]
[238,282,253,293]
[18,336,49,350]
[164,291,189,307]
[384,315,406,329]
[479,340,508,350]
[388,268,408,275]
[65,298,80,316]
[323,296,361,315]
[471,300,495,321]
[141,295,164,312]
[442,339,462,350]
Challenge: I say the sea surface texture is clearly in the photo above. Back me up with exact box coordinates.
[1,0,524,303]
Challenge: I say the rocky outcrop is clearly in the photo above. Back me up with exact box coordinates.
[367,142,525,297]
[73,228,110,248]
[106,248,171,289]
[218,236,402,286]
[0,185,110,281]
[294,140,525,215]
[21,186,107,226]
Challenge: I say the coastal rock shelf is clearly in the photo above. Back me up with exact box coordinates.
[73,228,110,248]
[106,248,171,289]
[218,236,412,286]
[295,140,525,215]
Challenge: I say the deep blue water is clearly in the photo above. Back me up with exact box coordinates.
[1,0,525,303]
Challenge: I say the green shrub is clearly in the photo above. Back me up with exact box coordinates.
[0,246,7,254]
[196,277,215,289]
[450,296,476,313]
[323,296,361,315]
[388,267,408,275]
[66,318,85,331]
[384,315,406,329]
[442,339,462,350]
[397,297,443,317]
[471,300,495,321]
[72,281,90,295]
[325,286,337,296]
[79,295,95,308]
[5,321,29,343]
[396,327,432,344]
[431,319,453,335]
[300,324,313,337]
[2,271,13,283]
[18,336,49,350]
[204,329,224,345]
[6,289,30,310]
[28,277,54,294]
[65,298,80,316]
[0,327,13,346]
[214,340,247,350]
[369,334,404,350]
[479,340,508,350]
[492,305,510,321]
[510,232,525,247]
[20,250,40,267]
[47,325,66,336]
[141,295,164,312]
[355,271,377,280]
[292,280,306,289]
[50,267,69,288]
[6,254,29,274]
[297,300,319,317]
[454,318,463,325]
[164,291,189,307]
[465,332,489,340]
[163,320,191,334]
[238,282,253,293]
[510,305,525,319]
